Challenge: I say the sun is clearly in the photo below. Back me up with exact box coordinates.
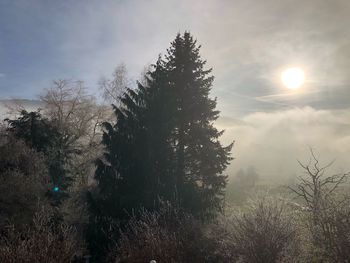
[281,67,305,89]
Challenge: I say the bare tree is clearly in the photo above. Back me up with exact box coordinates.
[289,149,348,217]
[138,63,152,87]
[40,79,108,185]
[41,80,104,146]
[290,149,350,262]
[99,63,129,105]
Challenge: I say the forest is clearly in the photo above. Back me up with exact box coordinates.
[1,32,350,263]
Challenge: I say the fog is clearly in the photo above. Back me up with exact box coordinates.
[219,107,350,182]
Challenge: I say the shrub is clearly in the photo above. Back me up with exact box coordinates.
[0,207,83,263]
[111,205,218,263]
[312,198,350,262]
[0,134,49,228]
[229,198,299,263]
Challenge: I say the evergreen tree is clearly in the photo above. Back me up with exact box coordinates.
[5,110,56,152]
[165,32,233,217]
[0,133,48,228]
[6,110,72,204]
[89,60,175,215]
[86,61,175,261]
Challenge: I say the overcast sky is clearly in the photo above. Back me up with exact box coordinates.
[1,0,350,181]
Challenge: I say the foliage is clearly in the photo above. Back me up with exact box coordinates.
[86,60,173,261]
[165,32,233,217]
[5,110,59,152]
[5,110,72,204]
[0,133,48,228]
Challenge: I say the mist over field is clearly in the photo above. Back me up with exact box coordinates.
[219,107,350,182]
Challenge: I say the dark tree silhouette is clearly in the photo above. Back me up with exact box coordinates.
[87,32,233,261]
[86,60,174,261]
[0,133,48,228]
[165,32,233,217]
[6,110,72,204]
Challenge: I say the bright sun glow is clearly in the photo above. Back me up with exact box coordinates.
[281,67,305,89]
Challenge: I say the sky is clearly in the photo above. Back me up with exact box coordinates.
[1,0,350,181]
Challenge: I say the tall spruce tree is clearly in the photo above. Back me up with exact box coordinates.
[86,60,175,261]
[165,32,233,217]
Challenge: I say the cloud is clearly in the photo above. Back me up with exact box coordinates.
[0,73,5,78]
[218,107,350,182]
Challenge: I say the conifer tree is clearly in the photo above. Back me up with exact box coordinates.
[165,32,233,217]
[6,110,72,204]
[90,31,233,220]
[86,61,175,261]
